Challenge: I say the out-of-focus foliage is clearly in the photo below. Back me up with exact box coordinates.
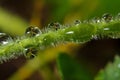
[90,0,120,18]
[44,0,98,24]
[57,53,93,80]
[8,43,78,80]
[95,55,120,80]
[0,8,28,36]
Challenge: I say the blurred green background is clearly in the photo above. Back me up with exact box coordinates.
[0,0,120,36]
[0,0,120,80]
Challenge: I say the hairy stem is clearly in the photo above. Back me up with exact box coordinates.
[0,20,120,62]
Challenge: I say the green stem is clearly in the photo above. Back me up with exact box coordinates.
[0,20,120,62]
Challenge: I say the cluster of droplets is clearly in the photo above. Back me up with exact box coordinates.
[92,13,120,23]
[69,13,116,26]
[25,26,42,37]
[90,13,120,40]
[74,20,81,26]
[47,22,61,30]
[89,13,113,23]
[1,13,120,61]
[24,23,62,59]
[102,13,113,22]
[24,26,42,59]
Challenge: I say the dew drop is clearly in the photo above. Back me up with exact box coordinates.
[66,31,74,34]
[48,22,61,30]
[0,33,12,45]
[92,17,101,23]
[48,22,54,28]
[102,13,113,22]
[24,47,38,59]
[25,26,42,37]
[74,20,81,25]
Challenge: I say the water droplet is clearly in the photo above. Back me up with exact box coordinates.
[25,26,42,37]
[66,31,74,34]
[48,22,54,28]
[74,20,81,25]
[102,13,113,22]
[0,33,12,45]
[54,22,61,30]
[92,17,101,23]
[48,22,61,30]
[25,47,38,59]
[103,28,110,30]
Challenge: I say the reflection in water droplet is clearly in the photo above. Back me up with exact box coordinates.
[25,47,38,59]
[66,31,74,34]
[103,28,110,30]
[25,26,42,37]
[102,13,113,22]
[48,22,54,28]
[0,33,12,45]
[74,20,81,26]
[92,17,101,23]
[48,22,61,30]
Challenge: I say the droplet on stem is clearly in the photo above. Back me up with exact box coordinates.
[102,13,113,22]
[74,20,81,25]
[25,26,42,37]
[0,33,12,45]
[48,22,61,30]
[25,47,38,59]
[92,17,101,23]
[48,22,54,28]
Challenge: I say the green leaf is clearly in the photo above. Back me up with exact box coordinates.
[95,55,120,80]
[57,53,93,80]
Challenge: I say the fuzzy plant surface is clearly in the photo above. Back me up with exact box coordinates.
[0,13,120,63]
